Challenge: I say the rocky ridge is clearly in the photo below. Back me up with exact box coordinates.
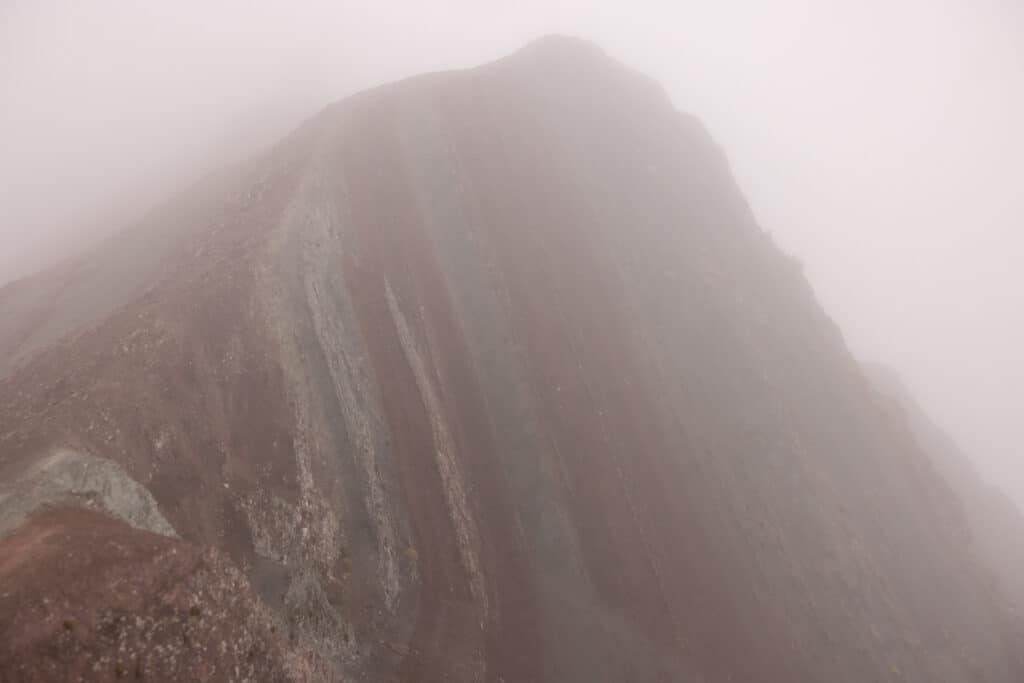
[1,36,1022,682]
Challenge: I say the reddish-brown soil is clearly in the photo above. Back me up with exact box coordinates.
[0,506,305,682]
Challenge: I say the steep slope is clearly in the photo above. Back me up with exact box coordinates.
[866,364,1024,621]
[1,36,1021,682]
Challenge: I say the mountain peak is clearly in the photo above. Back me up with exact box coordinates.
[515,33,608,60]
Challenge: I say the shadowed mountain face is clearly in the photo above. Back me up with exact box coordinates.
[1,36,1021,682]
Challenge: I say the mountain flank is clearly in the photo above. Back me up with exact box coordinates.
[1,36,1022,682]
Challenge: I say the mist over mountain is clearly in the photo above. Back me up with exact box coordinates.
[1,38,1022,682]
[4,1,1020,513]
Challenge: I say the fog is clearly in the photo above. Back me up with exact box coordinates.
[1,1,1021,502]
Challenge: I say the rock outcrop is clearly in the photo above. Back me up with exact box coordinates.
[1,36,1021,682]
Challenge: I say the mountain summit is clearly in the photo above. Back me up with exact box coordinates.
[1,37,1021,682]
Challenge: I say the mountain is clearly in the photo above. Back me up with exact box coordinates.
[865,364,1024,621]
[1,36,1021,682]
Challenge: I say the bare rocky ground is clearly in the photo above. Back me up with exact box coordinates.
[0,506,309,681]
[1,36,1023,682]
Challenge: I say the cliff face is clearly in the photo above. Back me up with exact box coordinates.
[0,36,1021,682]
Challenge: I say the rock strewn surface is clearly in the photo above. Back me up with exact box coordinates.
[0,506,314,682]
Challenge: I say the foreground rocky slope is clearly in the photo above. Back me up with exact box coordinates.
[1,36,1021,681]
[0,507,303,681]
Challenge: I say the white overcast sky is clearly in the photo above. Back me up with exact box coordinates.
[1,1,1022,502]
